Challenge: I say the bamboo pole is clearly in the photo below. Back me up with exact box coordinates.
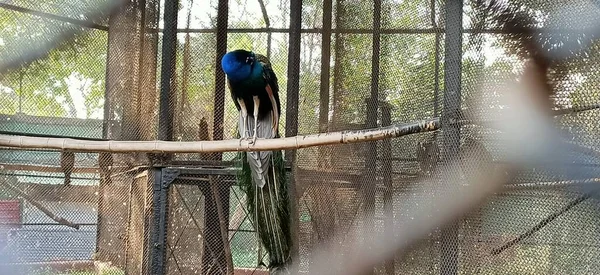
[1,101,597,154]
[0,118,440,153]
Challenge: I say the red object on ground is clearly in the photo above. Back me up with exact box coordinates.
[0,200,21,224]
[0,200,21,250]
[234,268,269,275]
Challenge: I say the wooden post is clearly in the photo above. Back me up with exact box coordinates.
[364,1,382,273]
[96,0,142,267]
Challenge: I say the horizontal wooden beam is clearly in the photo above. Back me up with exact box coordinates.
[152,27,600,35]
[0,118,440,153]
[0,163,99,173]
[0,260,94,272]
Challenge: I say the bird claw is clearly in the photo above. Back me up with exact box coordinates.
[239,136,256,146]
[244,134,257,145]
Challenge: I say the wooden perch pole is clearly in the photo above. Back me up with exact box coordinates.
[0,178,80,229]
[1,101,597,154]
[0,119,440,153]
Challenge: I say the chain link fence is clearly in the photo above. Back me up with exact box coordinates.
[1,0,600,274]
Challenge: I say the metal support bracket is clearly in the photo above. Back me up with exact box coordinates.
[161,168,180,189]
[150,167,180,275]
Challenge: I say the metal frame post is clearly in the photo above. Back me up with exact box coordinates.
[431,0,441,117]
[440,0,464,274]
[286,0,302,270]
[150,168,179,275]
[212,0,229,161]
[381,103,394,274]
[152,3,179,270]
[157,0,178,142]
[318,0,333,134]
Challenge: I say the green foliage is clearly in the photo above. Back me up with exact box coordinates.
[0,0,595,127]
[0,3,108,118]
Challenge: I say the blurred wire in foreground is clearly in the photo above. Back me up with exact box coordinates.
[290,50,597,274]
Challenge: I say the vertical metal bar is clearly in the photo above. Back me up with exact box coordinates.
[370,0,383,237]
[143,169,154,275]
[285,0,301,146]
[431,0,441,117]
[151,168,178,275]
[318,0,333,134]
[433,36,441,117]
[157,0,178,141]
[440,0,463,274]
[331,0,344,127]
[212,0,229,160]
[286,0,302,270]
[381,103,395,275]
[317,0,332,174]
[364,1,381,274]
[123,171,134,273]
[371,1,382,103]
[157,171,170,275]
[150,168,164,274]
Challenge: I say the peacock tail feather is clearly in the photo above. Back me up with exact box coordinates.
[224,49,290,273]
[234,139,291,272]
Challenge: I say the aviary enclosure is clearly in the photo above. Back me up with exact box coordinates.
[1,0,600,274]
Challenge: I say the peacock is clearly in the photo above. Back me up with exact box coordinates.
[221,49,291,274]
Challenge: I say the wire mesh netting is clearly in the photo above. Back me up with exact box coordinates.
[1,0,600,274]
[164,169,250,274]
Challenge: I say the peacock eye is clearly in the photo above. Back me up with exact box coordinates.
[246,56,254,64]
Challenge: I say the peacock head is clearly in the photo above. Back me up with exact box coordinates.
[221,49,259,83]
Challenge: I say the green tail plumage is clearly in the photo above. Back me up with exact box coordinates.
[235,145,291,273]
[223,49,291,273]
